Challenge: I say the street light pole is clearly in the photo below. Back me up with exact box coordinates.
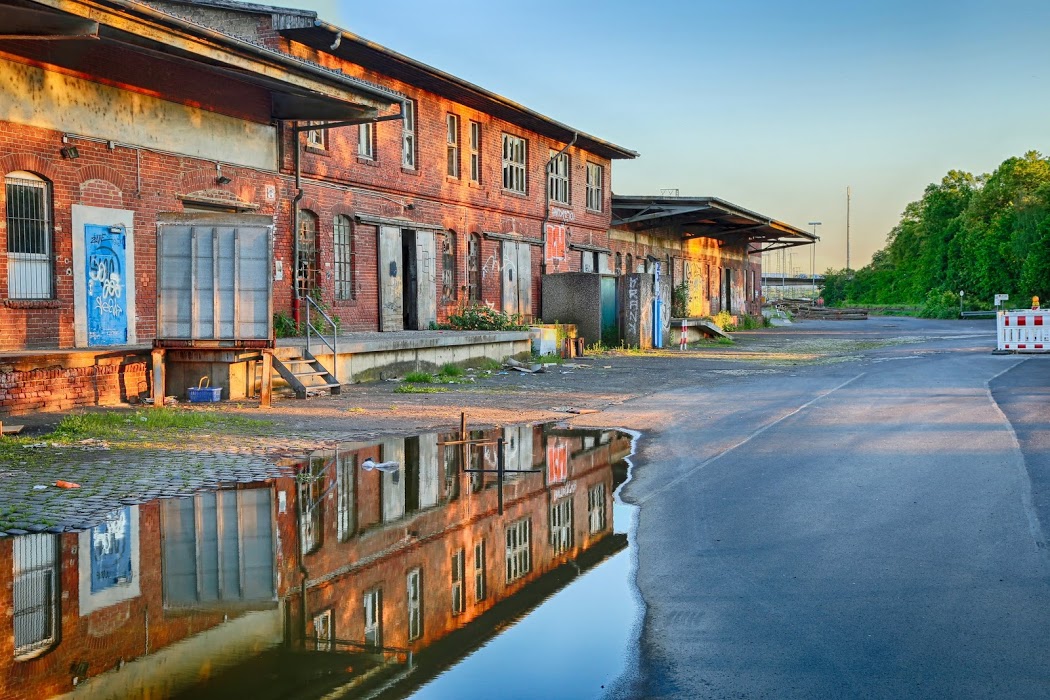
[808,221,822,300]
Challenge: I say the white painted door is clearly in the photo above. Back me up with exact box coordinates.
[378,226,403,331]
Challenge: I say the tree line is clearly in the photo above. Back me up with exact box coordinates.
[821,151,1050,316]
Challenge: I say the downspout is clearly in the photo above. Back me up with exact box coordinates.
[292,124,304,325]
[540,132,578,309]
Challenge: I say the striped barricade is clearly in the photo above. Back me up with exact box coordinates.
[997,310,1050,352]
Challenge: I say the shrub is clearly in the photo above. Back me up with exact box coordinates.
[438,363,464,378]
[443,304,529,331]
[403,371,434,384]
[672,282,690,318]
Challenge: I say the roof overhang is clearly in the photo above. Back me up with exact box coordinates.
[612,195,817,253]
[0,0,400,122]
[276,20,638,161]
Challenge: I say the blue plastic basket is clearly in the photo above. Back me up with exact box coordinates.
[187,377,221,403]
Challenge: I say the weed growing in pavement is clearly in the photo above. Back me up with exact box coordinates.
[346,407,366,413]
[475,358,502,372]
[438,363,465,378]
[47,409,271,443]
[394,384,449,394]
[532,353,564,364]
[403,371,434,384]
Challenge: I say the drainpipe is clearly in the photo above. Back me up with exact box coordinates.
[292,124,304,325]
[540,133,578,312]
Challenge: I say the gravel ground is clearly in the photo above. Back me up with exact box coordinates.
[0,316,998,533]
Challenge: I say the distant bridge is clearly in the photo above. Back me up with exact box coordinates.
[762,274,824,287]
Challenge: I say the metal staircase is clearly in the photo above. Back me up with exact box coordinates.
[271,351,341,399]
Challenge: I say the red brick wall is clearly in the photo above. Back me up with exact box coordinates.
[0,358,149,415]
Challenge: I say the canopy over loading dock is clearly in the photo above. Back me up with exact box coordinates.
[611,195,817,253]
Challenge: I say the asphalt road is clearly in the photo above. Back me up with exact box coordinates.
[606,319,1050,699]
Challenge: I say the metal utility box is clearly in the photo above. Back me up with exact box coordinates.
[156,213,274,346]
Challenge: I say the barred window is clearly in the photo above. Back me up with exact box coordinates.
[442,231,456,301]
[469,121,481,183]
[5,172,53,300]
[586,163,604,212]
[402,100,416,169]
[334,214,354,300]
[548,151,569,205]
[13,534,58,659]
[446,114,460,178]
[505,517,531,582]
[502,134,527,194]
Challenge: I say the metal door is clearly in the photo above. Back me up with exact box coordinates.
[723,268,733,314]
[415,230,437,329]
[600,275,619,345]
[517,242,532,320]
[85,224,129,346]
[381,438,405,522]
[378,226,403,331]
[501,240,518,315]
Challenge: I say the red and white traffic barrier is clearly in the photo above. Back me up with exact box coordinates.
[680,319,688,350]
[997,309,1050,352]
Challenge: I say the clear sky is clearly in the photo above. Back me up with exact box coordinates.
[292,0,1050,273]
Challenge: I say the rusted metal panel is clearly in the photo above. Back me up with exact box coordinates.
[415,230,437,329]
[157,214,272,343]
[378,226,403,331]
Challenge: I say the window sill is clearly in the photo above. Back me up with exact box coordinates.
[586,208,604,215]
[467,181,483,190]
[401,167,420,176]
[501,189,529,200]
[357,157,378,167]
[304,146,330,157]
[445,175,462,184]
[5,299,61,309]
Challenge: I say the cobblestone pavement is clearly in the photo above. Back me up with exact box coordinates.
[0,317,997,534]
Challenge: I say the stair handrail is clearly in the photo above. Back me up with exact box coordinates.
[302,295,338,383]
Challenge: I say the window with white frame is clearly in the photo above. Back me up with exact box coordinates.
[407,568,423,641]
[588,483,607,534]
[358,121,375,159]
[402,100,416,169]
[306,123,327,150]
[550,497,574,554]
[313,610,333,652]
[586,162,604,212]
[337,451,356,541]
[5,172,53,300]
[13,534,58,659]
[469,121,481,183]
[334,214,354,301]
[446,114,460,178]
[468,233,481,301]
[363,588,382,647]
[297,456,325,554]
[505,517,531,582]
[474,540,486,602]
[502,134,527,194]
[548,151,569,204]
[451,549,465,615]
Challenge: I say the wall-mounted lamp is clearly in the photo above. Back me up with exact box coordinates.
[215,175,232,185]
[60,146,79,160]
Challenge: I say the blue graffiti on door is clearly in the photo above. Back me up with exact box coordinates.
[85,224,128,345]
[90,507,133,593]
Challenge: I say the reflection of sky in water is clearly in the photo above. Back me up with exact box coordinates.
[411,457,642,700]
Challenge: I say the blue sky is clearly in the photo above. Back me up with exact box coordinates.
[295,0,1050,273]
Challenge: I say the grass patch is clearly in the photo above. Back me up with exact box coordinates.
[438,363,465,378]
[475,358,502,372]
[46,409,270,443]
[394,384,449,394]
[403,371,434,384]
[533,353,564,364]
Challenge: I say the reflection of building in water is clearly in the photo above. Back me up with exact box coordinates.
[0,424,631,699]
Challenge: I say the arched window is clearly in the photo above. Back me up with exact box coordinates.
[625,253,634,275]
[442,230,457,301]
[614,252,622,276]
[5,171,53,299]
[468,233,482,302]
[333,214,354,300]
[297,210,319,300]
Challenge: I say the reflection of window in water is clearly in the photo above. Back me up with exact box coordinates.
[407,569,423,641]
[298,457,326,553]
[364,588,382,648]
[451,549,465,616]
[505,518,531,583]
[550,497,575,554]
[474,540,487,602]
[161,489,275,605]
[588,483,607,534]
[13,534,58,659]
[443,441,460,502]
[337,452,356,542]
[313,609,333,652]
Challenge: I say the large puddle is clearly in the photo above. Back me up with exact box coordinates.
[2,423,641,699]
